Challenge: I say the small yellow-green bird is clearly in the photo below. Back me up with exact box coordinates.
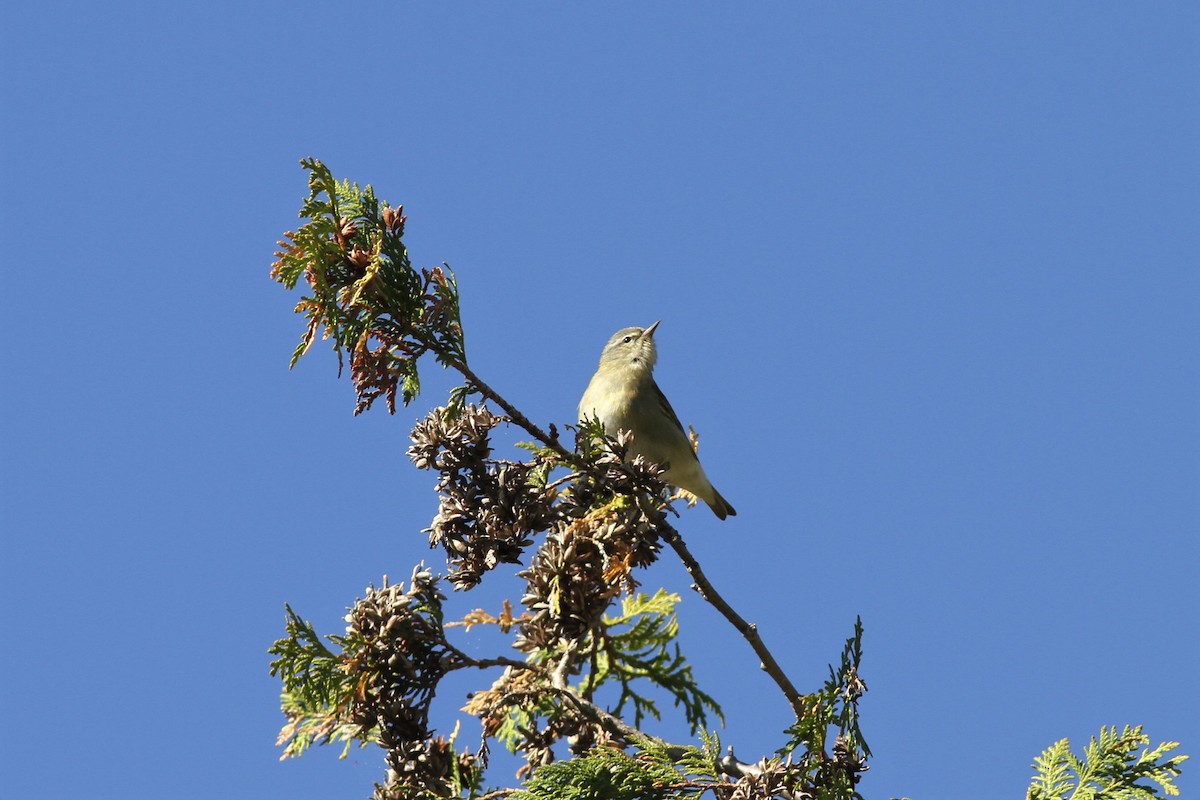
[578,321,736,519]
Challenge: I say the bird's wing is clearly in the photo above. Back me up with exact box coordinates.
[652,378,688,436]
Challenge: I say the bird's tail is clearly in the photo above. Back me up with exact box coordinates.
[706,489,737,520]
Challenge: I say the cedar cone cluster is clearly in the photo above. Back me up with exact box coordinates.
[370,734,474,800]
[463,666,616,776]
[403,404,679,774]
[409,405,557,588]
[717,736,867,800]
[343,567,470,797]
[410,406,670,649]
[515,431,668,651]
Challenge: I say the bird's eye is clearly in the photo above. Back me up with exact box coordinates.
[622,336,633,344]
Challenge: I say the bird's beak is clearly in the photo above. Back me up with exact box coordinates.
[642,320,661,339]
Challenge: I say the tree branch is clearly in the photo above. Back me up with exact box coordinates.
[476,789,519,800]
[661,525,807,721]
[447,355,578,464]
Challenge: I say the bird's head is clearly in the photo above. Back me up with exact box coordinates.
[597,320,660,375]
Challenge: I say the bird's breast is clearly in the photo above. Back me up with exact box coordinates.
[579,372,640,431]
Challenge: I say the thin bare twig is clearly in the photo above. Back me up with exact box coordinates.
[476,789,519,800]
[550,640,579,690]
[449,356,577,463]
[661,525,808,721]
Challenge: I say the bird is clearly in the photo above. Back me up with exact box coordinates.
[578,320,736,519]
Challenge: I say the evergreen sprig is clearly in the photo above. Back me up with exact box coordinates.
[588,590,723,734]
[515,736,719,800]
[277,693,368,760]
[269,605,353,715]
[268,605,363,758]
[776,616,870,797]
[1027,725,1187,800]
[271,157,466,413]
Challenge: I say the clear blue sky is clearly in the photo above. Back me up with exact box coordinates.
[2,3,1196,798]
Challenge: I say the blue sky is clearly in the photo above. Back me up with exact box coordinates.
[2,3,1197,798]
